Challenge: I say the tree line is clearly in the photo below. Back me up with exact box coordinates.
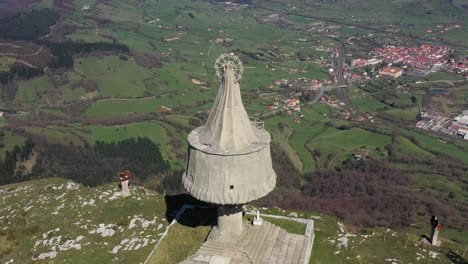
[0,137,170,187]
[0,9,59,40]
[254,144,468,231]
[45,41,130,68]
[0,63,44,84]
[0,139,34,185]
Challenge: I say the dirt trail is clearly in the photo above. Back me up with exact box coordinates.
[0,46,43,57]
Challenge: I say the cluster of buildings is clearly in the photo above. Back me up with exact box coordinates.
[373,44,450,71]
[320,96,345,107]
[272,77,333,91]
[266,94,304,123]
[211,38,234,45]
[320,96,375,123]
[379,66,403,78]
[452,113,468,140]
[267,97,302,112]
[447,57,468,74]
[351,58,382,68]
[222,1,248,11]
[416,110,468,140]
[426,24,462,34]
[350,44,467,79]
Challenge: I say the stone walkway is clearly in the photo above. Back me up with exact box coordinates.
[182,220,313,264]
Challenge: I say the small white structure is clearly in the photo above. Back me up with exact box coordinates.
[118,170,133,197]
[0,112,4,117]
[253,210,263,226]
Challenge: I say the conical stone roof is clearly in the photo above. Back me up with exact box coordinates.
[189,63,269,155]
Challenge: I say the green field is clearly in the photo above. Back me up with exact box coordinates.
[350,97,388,113]
[86,91,215,117]
[0,117,6,127]
[426,72,464,81]
[0,131,26,159]
[24,126,85,145]
[395,137,434,158]
[20,120,187,169]
[307,127,390,167]
[412,173,467,204]
[75,56,152,97]
[0,57,15,72]
[290,125,323,172]
[404,130,468,163]
[15,76,51,103]
[384,107,419,121]
[348,88,388,113]
[266,117,305,171]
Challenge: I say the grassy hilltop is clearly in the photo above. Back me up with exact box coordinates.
[0,178,169,263]
[0,178,465,264]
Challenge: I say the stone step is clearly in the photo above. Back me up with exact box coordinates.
[291,236,305,264]
[203,241,245,252]
[184,253,252,264]
[182,220,310,264]
[249,222,273,260]
[275,232,291,264]
[194,250,252,263]
[256,225,281,264]
[244,223,263,249]
[283,234,300,264]
[196,247,245,257]
[182,260,208,264]
[298,234,309,264]
[245,223,267,253]
[230,259,252,264]
[181,255,210,264]
[268,228,287,264]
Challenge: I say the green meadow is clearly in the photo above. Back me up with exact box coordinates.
[75,56,152,97]
[15,76,51,103]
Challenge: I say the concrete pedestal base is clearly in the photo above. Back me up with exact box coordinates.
[253,210,263,226]
[121,180,130,197]
[208,205,244,242]
[253,218,263,226]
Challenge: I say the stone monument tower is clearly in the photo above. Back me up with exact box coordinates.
[182,53,276,240]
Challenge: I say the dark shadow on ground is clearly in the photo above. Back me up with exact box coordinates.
[164,193,216,227]
[446,251,468,264]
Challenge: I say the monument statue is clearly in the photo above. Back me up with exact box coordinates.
[182,53,276,240]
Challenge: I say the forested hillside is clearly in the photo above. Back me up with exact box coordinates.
[1,137,170,187]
